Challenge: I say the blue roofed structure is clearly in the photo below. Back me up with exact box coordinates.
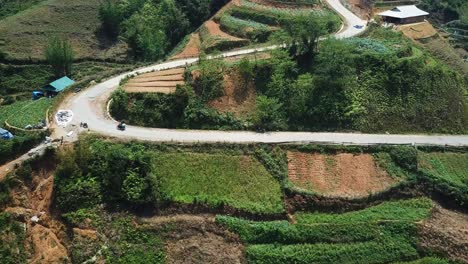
[43,76,75,93]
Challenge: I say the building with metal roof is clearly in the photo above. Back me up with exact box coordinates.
[43,76,75,94]
[378,5,429,24]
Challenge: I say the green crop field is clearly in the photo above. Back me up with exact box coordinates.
[296,198,432,224]
[418,152,468,188]
[152,152,284,214]
[217,198,434,264]
[1,98,52,128]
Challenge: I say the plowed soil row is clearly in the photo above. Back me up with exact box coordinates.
[123,68,185,94]
[287,152,397,198]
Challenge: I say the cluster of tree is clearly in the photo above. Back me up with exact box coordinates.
[99,0,229,60]
[54,139,157,212]
[248,35,467,133]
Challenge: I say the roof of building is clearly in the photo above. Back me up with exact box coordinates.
[0,128,9,134]
[43,76,75,92]
[378,5,429,19]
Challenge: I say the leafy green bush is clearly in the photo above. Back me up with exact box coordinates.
[389,147,418,171]
[0,133,43,164]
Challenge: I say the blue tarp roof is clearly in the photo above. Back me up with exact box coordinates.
[44,76,75,92]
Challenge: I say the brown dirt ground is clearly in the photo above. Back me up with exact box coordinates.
[123,68,185,94]
[398,21,438,40]
[208,68,256,117]
[124,87,177,94]
[287,152,397,198]
[172,33,201,60]
[5,162,70,263]
[418,205,468,263]
[139,214,245,264]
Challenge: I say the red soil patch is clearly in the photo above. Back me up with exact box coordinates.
[287,152,397,198]
[172,33,201,60]
[208,68,256,117]
[205,20,245,41]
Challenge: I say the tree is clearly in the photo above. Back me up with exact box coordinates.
[283,14,325,58]
[110,88,129,120]
[192,59,225,101]
[251,95,287,131]
[99,0,122,39]
[123,169,151,204]
[44,36,74,77]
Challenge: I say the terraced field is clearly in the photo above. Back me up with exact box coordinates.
[172,0,341,57]
[287,151,402,198]
[217,198,439,264]
[123,68,185,94]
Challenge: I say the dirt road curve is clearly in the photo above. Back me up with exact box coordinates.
[53,1,467,146]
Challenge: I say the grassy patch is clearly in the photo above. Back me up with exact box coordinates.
[0,0,44,20]
[153,152,284,214]
[0,0,127,61]
[3,97,53,128]
[418,152,468,187]
[295,198,432,224]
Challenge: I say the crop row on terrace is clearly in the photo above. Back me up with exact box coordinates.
[216,197,444,264]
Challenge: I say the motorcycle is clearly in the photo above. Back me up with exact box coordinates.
[117,122,126,131]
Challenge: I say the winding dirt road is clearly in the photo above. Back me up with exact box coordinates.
[52,1,468,146]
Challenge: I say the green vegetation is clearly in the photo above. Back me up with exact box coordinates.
[295,198,432,224]
[418,152,468,204]
[420,0,467,51]
[0,213,26,264]
[219,15,274,43]
[217,198,433,264]
[54,137,283,214]
[0,0,43,20]
[154,152,284,214]
[3,98,52,128]
[98,0,229,60]
[44,36,74,77]
[115,27,467,134]
[65,209,165,263]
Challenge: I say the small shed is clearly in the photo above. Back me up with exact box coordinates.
[43,76,75,96]
[378,5,429,24]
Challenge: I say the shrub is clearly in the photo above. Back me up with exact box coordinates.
[389,147,418,171]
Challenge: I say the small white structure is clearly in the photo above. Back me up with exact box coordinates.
[378,5,429,24]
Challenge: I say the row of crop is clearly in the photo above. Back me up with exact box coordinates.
[216,197,432,263]
[219,15,274,43]
[240,0,322,16]
[199,24,250,53]
[246,237,419,264]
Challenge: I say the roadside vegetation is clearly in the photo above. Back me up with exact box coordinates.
[0,212,26,264]
[418,151,468,204]
[113,27,467,134]
[53,136,284,215]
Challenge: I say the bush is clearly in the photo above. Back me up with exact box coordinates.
[389,147,418,171]
[55,177,102,212]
